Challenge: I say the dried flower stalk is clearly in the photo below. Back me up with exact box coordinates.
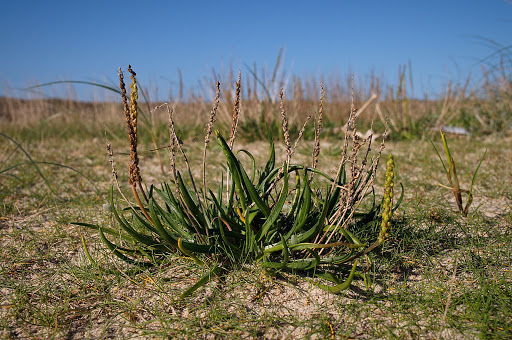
[118,66,151,221]
[167,106,207,241]
[203,81,221,204]
[312,84,324,169]
[229,72,241,149]
[292,116,311,154]
[279,88,292,165]
[318,82,387,249]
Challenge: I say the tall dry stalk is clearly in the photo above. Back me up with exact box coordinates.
[279,88,292,165]
[203,82,221,204]
[317,82,387,250]
[226,74,241,203]
[106,139,137,211]
[118,66,151,222]
[263,89,312,199]
[167,105,206,241]
[312,84,324,169]
[228,72,242,149]
[292,116,311,154]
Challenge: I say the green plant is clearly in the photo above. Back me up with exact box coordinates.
[430,128,486,216]
[76,66,403,298]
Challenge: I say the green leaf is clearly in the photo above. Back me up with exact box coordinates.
[278,234,289,270]
[99,229,153,268]
[259,125,276,187]
[218,217,243,258]
[295,184,331,243]
[286,170,301,218]
[465,149,487,215]
[180,266,223,299]
[285,169,312,239]
[176,171,207,230]
[216,131,248,211]
[148,200,178,249]
[429,137,448,176]
[256,162,289,241]
[237,149,256,183]
[108,188,163,249]
[314,260,358,293]
[73,222,136,245]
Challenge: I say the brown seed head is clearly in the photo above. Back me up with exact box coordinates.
[279,88,291,164]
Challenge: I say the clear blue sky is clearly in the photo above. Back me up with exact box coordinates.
[1,1,510,101]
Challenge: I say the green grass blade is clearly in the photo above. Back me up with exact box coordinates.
[304,249,321,270]
[278,234,289,270]
[256,162,289,241]
[73,222,136,245]
[148,200,178,250]
[440,129,454,176]
[296,185,331,243]
[429,137,448,175]
[218,218,243,258]
[237,149,256,183]
[468,149,487,197]
[0,132,55,194]
[25,80,121,95]
[176,171,207,231]
[393,182,405,211]
[259,125,276,186]
[99,229,153,268]
[239,158,272,217]
[180,266,223,299]
[156,184,194,231]
[465,149,487,215]
[216,131,248,211]
[108,189,162,248]
[286,171,301,218]
[285,169,312,239]
[314,260,358,293]
[79,228,100,269]
[154,201,195,239]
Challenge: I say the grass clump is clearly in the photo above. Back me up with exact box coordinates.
[77,66,402,298]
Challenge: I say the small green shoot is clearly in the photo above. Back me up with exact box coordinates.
[430,128,487,216]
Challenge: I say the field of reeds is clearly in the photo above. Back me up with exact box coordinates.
[0,60,511,339]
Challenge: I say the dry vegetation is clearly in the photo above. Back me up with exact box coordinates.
[1,62,511,339]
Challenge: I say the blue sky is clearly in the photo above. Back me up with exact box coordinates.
[1,1,510,100]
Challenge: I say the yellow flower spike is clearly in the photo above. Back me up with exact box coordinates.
[236,207,246,223]
[379,154,395,244]
[178,237,204,266]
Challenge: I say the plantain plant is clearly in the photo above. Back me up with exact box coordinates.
[76,66,402,298]
[430,128,486,216]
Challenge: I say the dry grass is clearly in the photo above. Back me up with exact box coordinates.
[2,56,511,145]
